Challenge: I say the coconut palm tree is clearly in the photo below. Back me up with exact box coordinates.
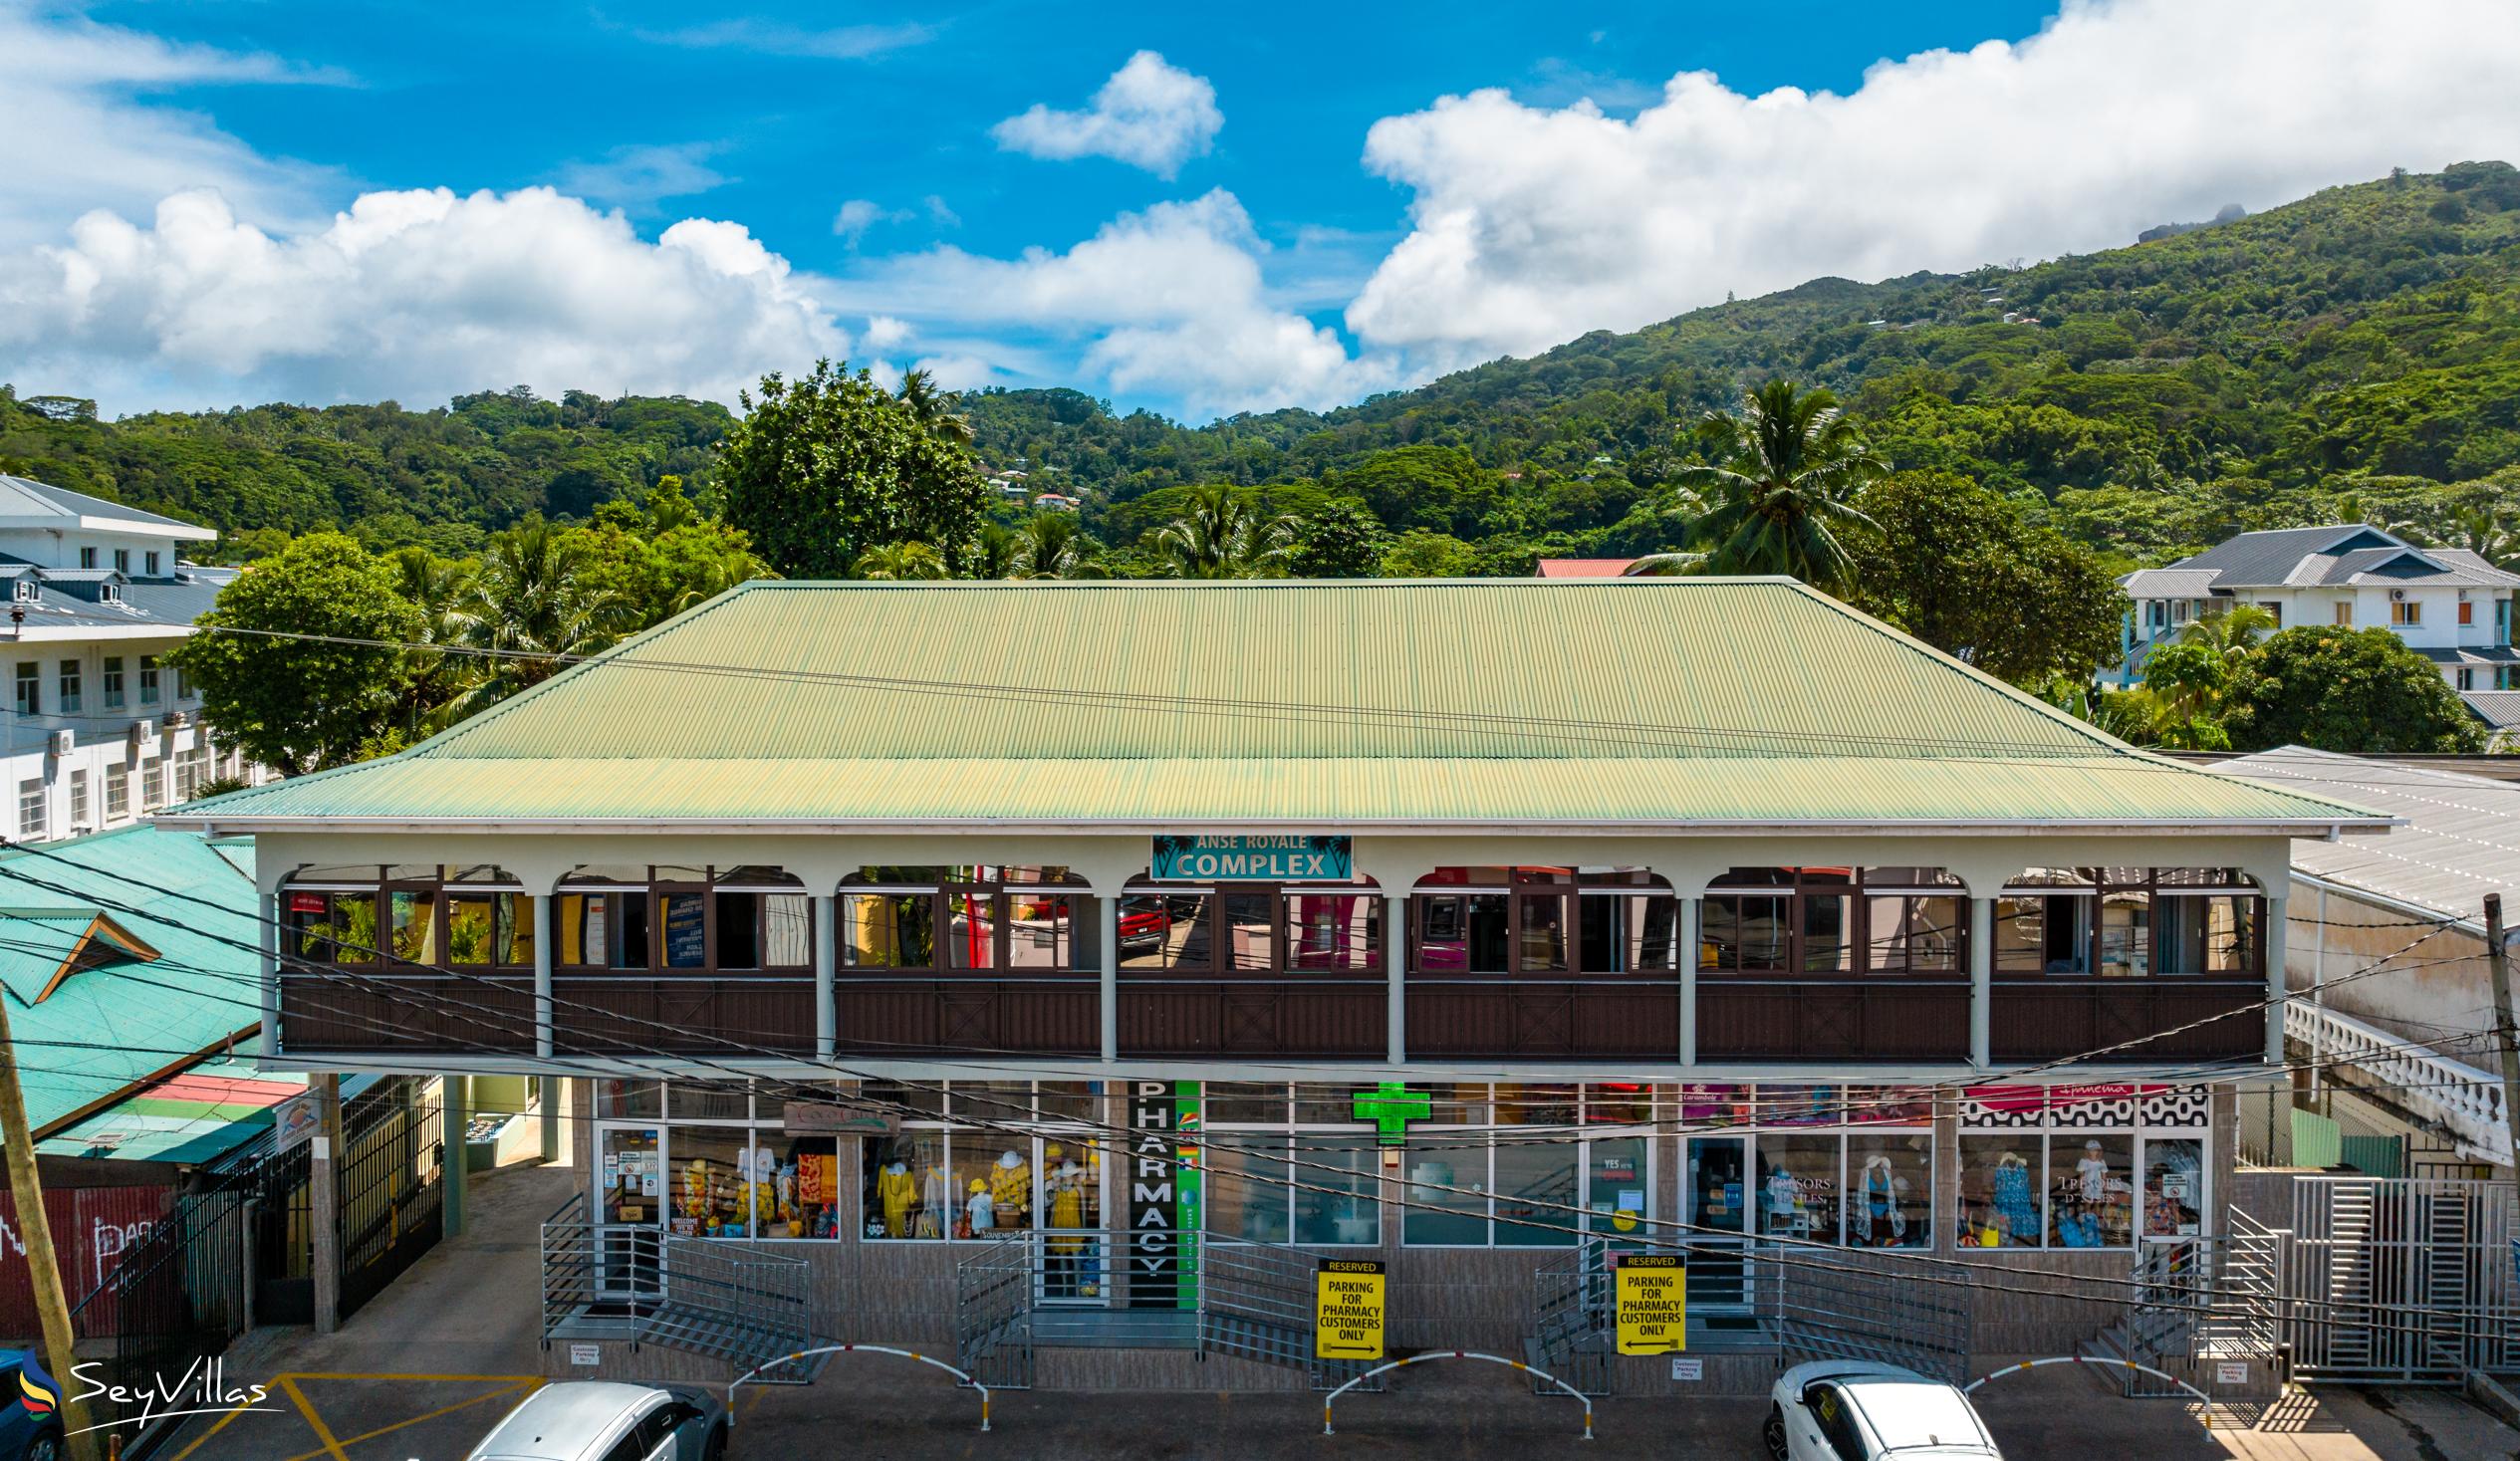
[1622,379,1888,594]
[1010,513,1109,580]
[447,516,630,718]
[1150,484,1295,580]
[2177,602,2278,676]
[896,368,974,446]
[970,523,1022,580]
[386,547,480,733]
[852,541,951,580]
[2444,504,2519,569]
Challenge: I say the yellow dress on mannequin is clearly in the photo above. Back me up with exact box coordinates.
[877,1162,916,1238]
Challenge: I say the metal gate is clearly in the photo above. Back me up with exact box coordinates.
[337,1081,445,1321]
[1771,1250,1971,1384]
[2287,1177,2520,1381]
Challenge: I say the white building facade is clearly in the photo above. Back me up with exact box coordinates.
[0,474,258,842]
[2114,525,2519,708]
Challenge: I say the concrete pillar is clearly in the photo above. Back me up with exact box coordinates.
[257,887,280,1054]
[531,892,554,1060]
[442,1074,467,1239]
[1678,896,1700,1068]
[813,893,837,1062]
[1099,894,1120,1064]
[2262,894,2289,1068]
[1385,893,1406,1066]
[1968,896,1994,1070]
[310,1073,344,1335]
[539,1076,560,1164]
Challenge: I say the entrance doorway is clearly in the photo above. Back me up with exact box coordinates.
[1685,1135,1756,1327]
[597,1123,662,1302]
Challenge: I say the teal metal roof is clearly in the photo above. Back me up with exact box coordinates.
[0,827,260,1134]
[169,580,2387,832]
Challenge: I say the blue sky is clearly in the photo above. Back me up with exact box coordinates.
[5,1,2518,421]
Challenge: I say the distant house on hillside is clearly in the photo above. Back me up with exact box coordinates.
[2113,524,2519,725]
[0,475,263,842]
[1533,558,1637,579]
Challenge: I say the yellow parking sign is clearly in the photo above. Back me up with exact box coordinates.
[1315,1259,1386,1361]
[1614,1254,1686,1355]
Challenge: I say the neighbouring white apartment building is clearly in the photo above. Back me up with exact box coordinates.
[0,474,259,842]
[2114,525,2519,717]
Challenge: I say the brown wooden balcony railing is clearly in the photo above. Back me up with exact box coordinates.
[551,976,817,1057]
[1404,979,1682,1061]
[1118,979,1386,1058]
[279,972,537,1054]
[831,976,1099,1058]
[1696,979,1972,1063]
[1989,978,2263,1063]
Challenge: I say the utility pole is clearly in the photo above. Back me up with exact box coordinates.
[2484,894,2520,1212]
[0,986,104,1461]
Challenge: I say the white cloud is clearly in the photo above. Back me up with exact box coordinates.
[0,7,344,250]
[552,142,729,210]
[832,198,910,244]
[862,315,913,350]
[634,18,932,61]
[0,187,847,410]
[836,190,1395,417]
[1347,0,2520,366]
[991,51,1222,178]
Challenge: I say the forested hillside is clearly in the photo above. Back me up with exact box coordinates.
[4,163,2518,573]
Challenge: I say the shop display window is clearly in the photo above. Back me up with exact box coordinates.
[285,890,377,963]
[667,1127,768,1238]
[1846,1132,1932,1249]
[1493,1140,1581,1247]
[389,889,437,964]
[2050,1134,2134,1248]
[1286,893,1381,972]
[1959,1136,2044,1248]
[1585,1136,1650,1237]
[864,1132,950,1240]
[1119,891,1212,970]
[596,1080,662,1120]
[1402,1141,1490,1245]
[1757,1135,1842,1242]
[756,1136,842,1239]
[1206,1137,1293,1244]
[1294,1142,1381,1246]
[843,891,934,968]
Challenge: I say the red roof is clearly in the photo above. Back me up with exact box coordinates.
[1533,559,1638,579]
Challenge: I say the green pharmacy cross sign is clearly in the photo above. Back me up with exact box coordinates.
[1352,1083,1429,1146]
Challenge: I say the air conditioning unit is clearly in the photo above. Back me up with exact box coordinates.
[129,719,154,744]
[2389,589,2406,602]
[49,729,73,757]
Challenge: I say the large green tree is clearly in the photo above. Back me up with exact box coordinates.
[169,533,423,776]
[446,515,630,717]
[1283,499,1391,579]
[1631,379,1888,593]
[717,361,990,579]
[2222,627,2487,753]
[1849,471,2124,686]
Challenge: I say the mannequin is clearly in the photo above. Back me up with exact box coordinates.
[991,1148,1032,1223]
[2076,1140,2110,1203]
[1857,1155,1897,1245]
[1763,1164,1802,1234]
[966,1177,996,1235]
[878,1159,916,1239]
[1991,1150,2036,1246]
[918,1161,949,1239]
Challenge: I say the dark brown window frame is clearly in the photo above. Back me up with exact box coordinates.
[1121,878,1386,979]
[1699,867,1967,980]
[840,871,1095,979]
[1992,866,2263,981]
[1407,870,1680,981]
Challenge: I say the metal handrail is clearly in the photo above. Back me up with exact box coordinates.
[1323,1351,1593,1439]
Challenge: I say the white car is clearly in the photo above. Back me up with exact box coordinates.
[1764,1360,2003,1461]
[464,1381,727,1461]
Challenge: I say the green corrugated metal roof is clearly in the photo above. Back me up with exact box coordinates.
[0,827,261,1133]
[170,580,2384,830]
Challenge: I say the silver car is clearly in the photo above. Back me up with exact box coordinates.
[465,1381,727,1461]
[1765,1360,2002,1461]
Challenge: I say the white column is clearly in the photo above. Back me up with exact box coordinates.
[258,887,281,1054]
[2262,895,2289,1068]
[1099,894,1120,1064]
[814,894,837,1062]
[1677,896,1700,1068]
[1385,893,1407,1066]
[1969,896,1993,1070]
[532,893,554,1060]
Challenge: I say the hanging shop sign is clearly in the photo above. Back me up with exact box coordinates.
[1150,835,1353,881]
[1613,1254,1687,1355]
[781,1098,899,1136]
[1314,1259,1386,1361]
[1127,1080,1201,1310]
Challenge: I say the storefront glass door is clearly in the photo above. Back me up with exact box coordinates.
[598,1123,663,1301]
[1685,1135,1755,1324]
[1037,1136,1110,1306]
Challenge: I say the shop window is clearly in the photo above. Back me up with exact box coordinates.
[445,890,532,967]
[865,1132,951,1240]
[1207,1136,1294,1244]
[1120,890,1212,970]
[1206,1082,1291,1124]
[2050,1134,2134,1248]
[2098,887,2150,978]
[558,888,649,969]
[596,1080,663,1120]
[1709,868,1959,976]
[1494,1141,1582,1247]
[1401,1140,1490,1245]
[1846,1132,1932,1249]
[389,889,439,964]
[956,1138,1037,1238]
[1865,894,1963,973]
[758,1136,843,1239]
[285,890,378,964]
[1995,869,2096,975]
[944,886,1000,969]
[1285,892,1381,972]
[2155,894,2257,974]
[658,890,707,968]
[1413,891,1507,972]
[1006,890,1078,970]
[842,890,934,969]
[1584,1136,1650,1237]
[1959,1137,2044,1248]
[2142,1138,2206,1240]
[667,1127,771,1238]
[1757,1135,1843,1242]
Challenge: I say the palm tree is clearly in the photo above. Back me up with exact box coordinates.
[2444,505,2519,569]
[447,517,629,718]
[2177,602,2278,676]
[1622,379,1887,594]
[970,524,1022,580]
[852,541,950,581]
[896,368,973,446]
[1150,484,1295,580]
[386,547,480,733]
[1010,513,1108,580]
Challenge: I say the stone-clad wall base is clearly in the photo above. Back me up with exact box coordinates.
[1033,1345,1312,1391]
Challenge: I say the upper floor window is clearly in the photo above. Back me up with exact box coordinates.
[13,661,36,717]
[558,864,811,973]
[12,579,35,604]
[1411,867,1676,978]
[2391,599,2421,627]
[842,865,1089,975]
[101,656,125,709]
[137,654,159,705]
[2458,599,2474,626]
[286,864,537,969]
[112,549,128,574]
[57,659,80,714]
[2334,602,2354,626]
[1994,867,2259,979]
[78,547,97,570]
[143,551,161,576]
[1698,867,1964,976]
[2256,600,2282,626]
